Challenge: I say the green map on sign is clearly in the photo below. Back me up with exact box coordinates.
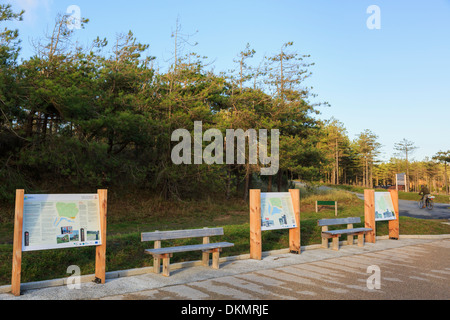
[53,202,79,227]
[56,202,78,219]
[269,198,282,208]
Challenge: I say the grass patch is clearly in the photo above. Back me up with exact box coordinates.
[0,186,449,286]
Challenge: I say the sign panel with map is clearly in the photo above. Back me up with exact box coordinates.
[260,192,297,231]
[22,194,101,251]
[374,192,397,221]
[396,173,406,191]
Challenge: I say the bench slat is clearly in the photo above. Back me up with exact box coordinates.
[142,227,224,241]
[318,217,361,226]
[322,227,372,235]
[145,242,234,255]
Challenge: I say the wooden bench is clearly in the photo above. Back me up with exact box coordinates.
[141,227,234,277]
[318,217,372,251]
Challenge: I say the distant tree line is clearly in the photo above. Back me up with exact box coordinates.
[322,120,450,194]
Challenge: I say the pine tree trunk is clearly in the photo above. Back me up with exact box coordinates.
[243,163,250,200]
[267,175,272,192]
[277,170,282,192]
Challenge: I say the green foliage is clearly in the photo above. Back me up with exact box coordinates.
[0,10,330,202]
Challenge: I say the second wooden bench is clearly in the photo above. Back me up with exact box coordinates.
[141,227,234,277]
[318,217,372,251]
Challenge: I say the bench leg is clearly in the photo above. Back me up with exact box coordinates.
[162,254,171,277]
[153,240,161,274]
[358,233,364,247]
[321,227,329,249]
[346,224,353,245]
[332,236,339,251]
[347,235,354,245]
[202,235,210,266]
[153,256,160,274]
[202,251,210,267]
[212,248,221,270]
[321,237,328,249]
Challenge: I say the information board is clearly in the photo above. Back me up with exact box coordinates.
[22,194,102,251]
[396,173,406,191]
[374,192,397,221]
[260,192,297,231]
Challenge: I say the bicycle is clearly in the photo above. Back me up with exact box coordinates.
[418,195,434,210]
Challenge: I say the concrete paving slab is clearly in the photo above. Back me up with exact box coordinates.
[1,235,449,300]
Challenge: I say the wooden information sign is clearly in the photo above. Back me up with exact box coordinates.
[249,189,300,260]
[364,189,399,243]
[11,189,107,296]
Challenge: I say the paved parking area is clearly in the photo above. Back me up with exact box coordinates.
[101,238,450,300]
[1,237,449,300]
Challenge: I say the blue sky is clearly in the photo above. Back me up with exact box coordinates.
[6,0,450,162]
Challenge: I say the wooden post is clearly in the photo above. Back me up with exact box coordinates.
[332,236,339,251]
[388,189,400,240]
[95,189,107,284]
[315,201,318,213]
[357,233,364,247]
[162,254,171,277]
[11,189,24,296]
[249,189,262,260]
[335,202,338,216]
[347,224,353,245]
[288,189,301,254]
[202,228,210,266]
[211,248,220,270]
[153,233,161,274]
[364,189,376,243]
[321,226,328,248]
